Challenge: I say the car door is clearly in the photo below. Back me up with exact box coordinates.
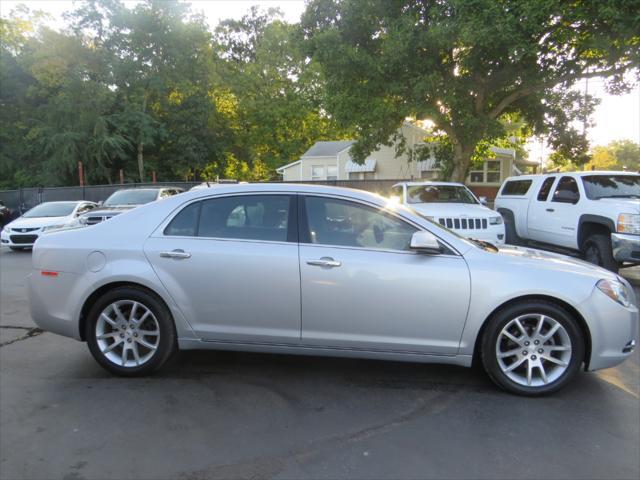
[543,176,582,248]
[527,176,558,243]
[144,193,301,343]
[298,195,471,355]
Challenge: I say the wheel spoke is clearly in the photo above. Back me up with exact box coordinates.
[542,323,560,341]
[137,329,159,337]
[129,302,139,323]
[112,303,127,323]
[526,360,533,386]
[100,313,117,327]
[541,354,568,367]
[503,331,522,344]
[132,342,141,366]
[547,345,571,352]
[135,337,157,351]
[514,318,528,336]
[132,310,151,328]
[102,338,123,354]
[534,315,545,336]
[96,332,119,340]
[538,364,549,384]
[504,357,526,372]
[121,344,129,365]
[498,348,520,358]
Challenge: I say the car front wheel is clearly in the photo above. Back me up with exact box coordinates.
[582,233,618,272]
[481,301,584,396]
[86,287,176,376]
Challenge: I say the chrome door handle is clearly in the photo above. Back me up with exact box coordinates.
[307,257,341,268]
[546,208,555,212]
[160,249,191,259]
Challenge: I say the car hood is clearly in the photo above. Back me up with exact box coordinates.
[5,215,71,229]
[409,203,497,217]
[593,198,640,212]
[81,206,136,217]
[492,244,619,281]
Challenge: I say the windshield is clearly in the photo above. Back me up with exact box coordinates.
[23,202,76,218]
[406,185,478,205]
[104,189,158,206]
[582,175,640,200]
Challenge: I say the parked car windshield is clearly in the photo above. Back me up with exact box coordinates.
[581,175,640,200]
[23,202,77,218]
[406,185,478,204]
[104,189,159,206]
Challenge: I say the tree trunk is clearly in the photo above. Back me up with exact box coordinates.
[137,141,144,183]
[449,143,475,183]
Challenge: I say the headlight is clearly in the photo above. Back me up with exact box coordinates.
[41,224,67,232]
[617,213,640,235]
[597,279,632,308]
[489,216,503,225]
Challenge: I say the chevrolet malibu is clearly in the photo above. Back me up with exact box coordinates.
[28,184,638,395]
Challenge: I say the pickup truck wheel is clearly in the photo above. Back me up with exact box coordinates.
[481,301,584,396]
[501,210,520,245]
[581,234,618,272]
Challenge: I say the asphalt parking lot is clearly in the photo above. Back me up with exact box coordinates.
[1,247,638,480]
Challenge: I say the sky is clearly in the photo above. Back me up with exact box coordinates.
[2,0,639,162]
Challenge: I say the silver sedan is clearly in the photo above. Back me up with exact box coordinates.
[28,184,638,395]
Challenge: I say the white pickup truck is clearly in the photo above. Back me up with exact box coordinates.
[494,171,639,272]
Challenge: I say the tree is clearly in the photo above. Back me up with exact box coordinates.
[302,0,640,181]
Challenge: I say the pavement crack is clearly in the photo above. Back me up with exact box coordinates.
[0,326,44,347]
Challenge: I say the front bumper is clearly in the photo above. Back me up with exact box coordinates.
[581,280,639,371]
[0,229,39,248]
[611,232,640,264]
[460,226,506,245]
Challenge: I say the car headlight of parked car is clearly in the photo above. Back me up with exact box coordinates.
[597,279,632,308]
[489,216,503,225]
[617,213,640,235]
[41,224,68,233]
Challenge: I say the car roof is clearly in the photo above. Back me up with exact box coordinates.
[504,171,639,181]
[393,181,466,187]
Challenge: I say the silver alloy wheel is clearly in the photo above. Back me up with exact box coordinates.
[95,300,160,367]
[495,314,572,387]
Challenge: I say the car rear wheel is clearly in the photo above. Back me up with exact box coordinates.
[481,301,584,396]
[582,233,618,272]
[86,287,176,376]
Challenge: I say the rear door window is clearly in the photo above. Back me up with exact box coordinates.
[537,177,556,201]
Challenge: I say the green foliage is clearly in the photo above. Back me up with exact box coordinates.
[0,1,348,188]
[302,0,640,181]
[551,140,640,172]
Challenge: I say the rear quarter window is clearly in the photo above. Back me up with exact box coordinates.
[500,180,533,196]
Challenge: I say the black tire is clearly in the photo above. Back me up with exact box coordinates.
[581,233,618,272]
[500,210,520,246]
[481,300,585,396]
[86,286,177,376]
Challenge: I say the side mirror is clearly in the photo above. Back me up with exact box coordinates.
[97,201,103,207]
[479,196,488,206]
[410,231,442,254]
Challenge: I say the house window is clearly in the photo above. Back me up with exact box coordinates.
[469,159,502,184]
[420,170,438,180]
[326,165,338,180]
[311,166,324,181]
[363,172,375,180]
[486,161,501,183]
[348,172,361,180]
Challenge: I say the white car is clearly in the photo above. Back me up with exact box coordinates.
[391,182,505,244]
[1,201,97,250]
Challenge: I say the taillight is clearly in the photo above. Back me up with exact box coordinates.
[41,271,58,277]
